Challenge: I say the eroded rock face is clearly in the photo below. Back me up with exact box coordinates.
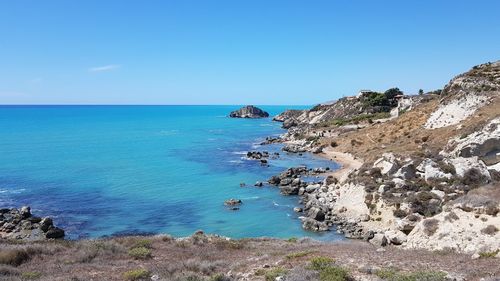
[425,62,499,129]
[229,105,269,118]
[446,118,500,167]
[0,207,65,241]
[405,208,500,254]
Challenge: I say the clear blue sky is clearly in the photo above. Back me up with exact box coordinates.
[0,0,499,105]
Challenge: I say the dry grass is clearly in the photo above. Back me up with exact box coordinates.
[0,235,498,280]
[317,95,500,163]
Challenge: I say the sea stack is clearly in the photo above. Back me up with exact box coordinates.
[229,105,269,118]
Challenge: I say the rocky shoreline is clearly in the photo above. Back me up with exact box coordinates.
[0,207,64,241]
[253,61,500,256]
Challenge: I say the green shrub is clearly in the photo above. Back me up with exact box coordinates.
[319,266,350,281]
[309,256,334,270]
[123,269,150,281]
[264,267,287,281]
[286,251,312,259]
[209,273,231,281]
[133,239,153,249]
[479,249,499,258]
[375,268,447,281]
[0,249,30,266]
[21,271,42,280]
[286,237,298,243]
[128,247,152,260]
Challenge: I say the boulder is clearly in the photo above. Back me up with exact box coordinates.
[39,217,53,232]
[267,176,281,185]
[385,230,408,245]
[229,105,269,118]
[368,233,388,247]
[279,185,300,195]
[300,217,329,232]
[394,163,417,180]
[45,227,65,239]
[20,206,31,219]
[417,159,453,181]
[373,153,399,175]
[308,207,325,221]
[449,156,491,179]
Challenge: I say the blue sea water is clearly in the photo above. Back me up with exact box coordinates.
[0,105,342,240]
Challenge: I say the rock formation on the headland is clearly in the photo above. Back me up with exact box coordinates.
[265,61,500,254]
[229,105,269,118]
[0,206,65,241]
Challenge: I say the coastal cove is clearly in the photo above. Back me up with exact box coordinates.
[0,105,341,240]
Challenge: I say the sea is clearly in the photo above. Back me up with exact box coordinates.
[0,105,342,240]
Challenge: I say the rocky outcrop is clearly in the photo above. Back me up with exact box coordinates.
[262,61,500,254]
[229,105,269,118]
[445,117,500,167]
[0,207,65,241]
[425,61,499,129]
[405,208,500,253]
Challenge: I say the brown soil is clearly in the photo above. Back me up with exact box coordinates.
[314,95,500,163]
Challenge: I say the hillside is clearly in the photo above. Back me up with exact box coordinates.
[271,61,500,254]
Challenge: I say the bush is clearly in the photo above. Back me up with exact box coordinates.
[462,168,489,186]
[133,239,153,249]
[309,256,334,270]
[0,249,30,266]
[479,250,499,258]
[123,269,150,281]
[263,267,287,281]
[422,219,439,236]
[128,247,152,260]
[286,251,312,259]
[21,271,42,279]
[287,237,298,243]
[319,266,349,281]
[481,225,498,235]
[393,209,407,218]
[330,141,338,148]
[375,268,447,281]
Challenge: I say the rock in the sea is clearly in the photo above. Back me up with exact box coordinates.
[229,105,269,118]
[224,199,242,206]
[45,227,65,239]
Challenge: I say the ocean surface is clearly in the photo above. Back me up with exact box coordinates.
[0,105,342,240]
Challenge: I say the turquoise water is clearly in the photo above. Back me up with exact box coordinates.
[0,105,341,240]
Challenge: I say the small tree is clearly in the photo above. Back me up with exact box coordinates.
[384,87,403,100]
[418,89,424,95]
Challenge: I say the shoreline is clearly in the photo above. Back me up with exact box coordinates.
[317,146,363,183]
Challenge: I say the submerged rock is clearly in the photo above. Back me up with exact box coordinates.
[229,105,269,118]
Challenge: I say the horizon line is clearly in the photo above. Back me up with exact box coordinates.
[0,103,314,107]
